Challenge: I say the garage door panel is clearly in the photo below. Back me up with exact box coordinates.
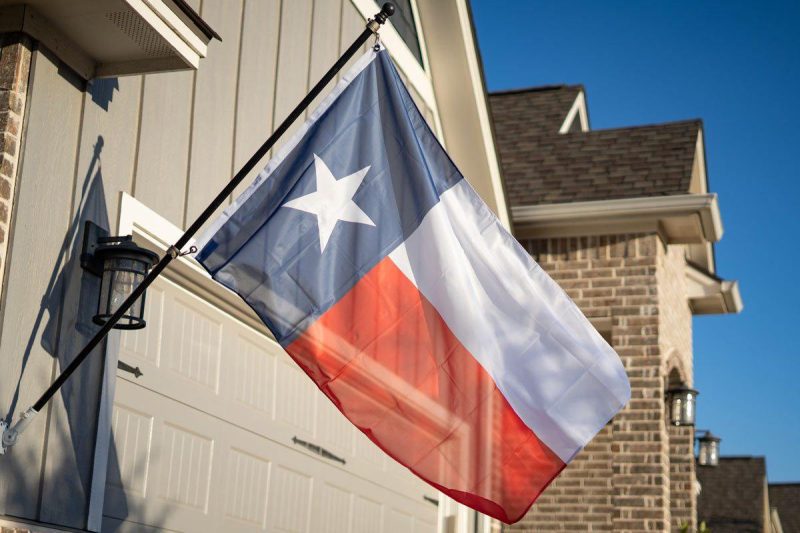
[107,277,437,532]
[231,334,276,414]
[417,515,437,532]
[120,285,165,367]
[275,359,318,435]
[387,508,414,532]
[223,448,271,530]
[353,495,384,533]
[106,404,153,498]
[316,394,354,456]
[158,422,214,510]
[267,465,312,532]
[105,381,222,531]
[310,482,353,533]
[161,294,222,391]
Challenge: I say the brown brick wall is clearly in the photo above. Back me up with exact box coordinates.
[668,425,696,530]
[0,33,32,305]
[505,233,696,532]
[660,245,696,530]
[659,245,693,383]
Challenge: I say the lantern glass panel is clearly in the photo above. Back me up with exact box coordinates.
[698,438,720,466]
[683,391,696,425]
[95,256,148,329]
[669,389,697,426]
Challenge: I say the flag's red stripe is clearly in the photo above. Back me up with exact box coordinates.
[286,257,565,523]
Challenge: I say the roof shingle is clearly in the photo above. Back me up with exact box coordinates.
[769,483,800,533]
[490,85,584,136]
[489,87,702,206]
[697,457,767,533]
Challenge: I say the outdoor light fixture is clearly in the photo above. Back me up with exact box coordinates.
[666,384,698,426]
[696,431,721,467]
[81,222,158,330]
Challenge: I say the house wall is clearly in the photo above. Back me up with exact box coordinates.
[0,33,31,318]
[660,245,697,531]
[508,233,697,532]
[0,1,503,529]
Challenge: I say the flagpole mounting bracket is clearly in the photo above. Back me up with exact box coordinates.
[167,245,197,259]
[0,407,38,455]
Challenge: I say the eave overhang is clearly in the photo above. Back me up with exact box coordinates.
[512,193,723,244]
[0,0,219,80]
[686,261,743,315]
[512,193,741,316]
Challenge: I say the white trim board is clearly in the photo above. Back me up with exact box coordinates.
[0,1,212,80]
[686,262,743,315]
[512,193,723,244]
[453,0,510,230]
[349,0,439,114]
[559,90,590,134]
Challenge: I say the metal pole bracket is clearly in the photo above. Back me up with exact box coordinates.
[0,407,38,455]
[0,420,7,455]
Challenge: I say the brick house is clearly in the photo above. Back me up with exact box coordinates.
[490,85,743,530]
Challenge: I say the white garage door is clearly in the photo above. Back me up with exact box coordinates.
[101,274,438,532]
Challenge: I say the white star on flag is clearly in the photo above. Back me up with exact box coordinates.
[283,154,375,252]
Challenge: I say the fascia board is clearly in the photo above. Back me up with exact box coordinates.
[686,262,743,314]
[141,0,211,57]
[559,91,589,134]
[721,279,744,314]
[512,193,723,243]
[118,0,200,68]
[2,0,212,80]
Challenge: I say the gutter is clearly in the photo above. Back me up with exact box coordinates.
[686,261,743,314]
[512,193,724,243]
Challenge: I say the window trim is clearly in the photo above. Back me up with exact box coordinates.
[349,0,440,119]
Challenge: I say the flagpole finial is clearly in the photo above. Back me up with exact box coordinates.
[379,3,396,20]
[368,3,395,31]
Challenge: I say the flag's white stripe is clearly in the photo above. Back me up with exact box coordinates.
[389,180,630,463]
[195,47,382,253]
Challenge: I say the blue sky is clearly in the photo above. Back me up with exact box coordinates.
[471,1,800,482]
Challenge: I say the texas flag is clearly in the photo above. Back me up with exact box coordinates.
[195,47,630,524]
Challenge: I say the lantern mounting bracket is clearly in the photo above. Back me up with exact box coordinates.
[80,220,110,277]
[79,220,159,330]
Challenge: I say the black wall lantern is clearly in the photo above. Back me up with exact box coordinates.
[81,222,158,330]
[696,431,721,467]
[666,384,698,426]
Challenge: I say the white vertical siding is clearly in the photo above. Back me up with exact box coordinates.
[0,48,86,525]
[133,70,195,227]
[272,0,313,142]
[231,0,281,199]
[39,73,144,527]
[185,0,244,229]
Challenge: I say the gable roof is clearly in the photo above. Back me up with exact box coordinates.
[490,85,584,137]
[697,457,768,533]
[488,110,702,206]
[770,483,800,533]
[489,88,702,207]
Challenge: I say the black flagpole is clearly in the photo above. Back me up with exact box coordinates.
[0,3,396,454]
